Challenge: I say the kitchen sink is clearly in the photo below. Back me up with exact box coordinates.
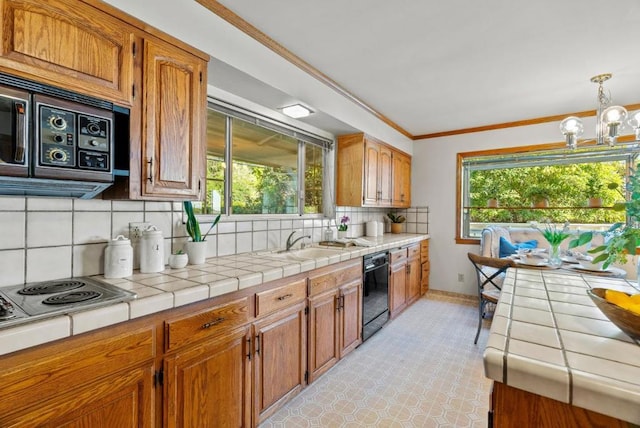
[255,246,345,261]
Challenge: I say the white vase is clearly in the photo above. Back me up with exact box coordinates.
[337,230,347,239]
[185,241,207,265]
[168,253,188,269]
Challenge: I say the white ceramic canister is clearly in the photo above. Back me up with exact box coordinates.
[378,221,384,236]
[104,235,133,278]
[140,225,164,273]
[366,220,378,237]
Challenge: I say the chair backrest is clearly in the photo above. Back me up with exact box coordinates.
[467,252,515,293]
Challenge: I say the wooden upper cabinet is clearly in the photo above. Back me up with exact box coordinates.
[337,132,410,208]
[392,151,411,207]
[140,36,206,199]
[0,0,135,105]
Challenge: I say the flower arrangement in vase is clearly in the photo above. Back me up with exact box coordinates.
[532,221,571,267]
[337,215,349,238]
[183,201,221,264]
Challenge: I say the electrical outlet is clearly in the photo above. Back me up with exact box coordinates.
[129,222,151,241]
[458,273,464,282]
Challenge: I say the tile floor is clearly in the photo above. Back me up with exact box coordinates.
[260,292,492,427]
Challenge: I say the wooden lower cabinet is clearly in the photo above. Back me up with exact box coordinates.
[407,249,421,304]
[490,381,633,427]
[390,243,422,317]
[0,325,156,428]
[420,240,430,294]
[253,301,307,425]
[164,325,252,428]
[339,278,363,357]
[389,249,408,318]
[307,287,340,383]
[307,259,363,383]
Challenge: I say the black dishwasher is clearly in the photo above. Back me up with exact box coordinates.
[362,251,389,341]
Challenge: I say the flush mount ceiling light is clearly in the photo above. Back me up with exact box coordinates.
[281,104,313,119]
[560,73,640,149]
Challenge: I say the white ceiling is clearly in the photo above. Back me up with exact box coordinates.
[209,0,640,138]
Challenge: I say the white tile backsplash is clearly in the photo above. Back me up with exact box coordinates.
[27,197,72,211]
[26,246,72,282]
[27,211,72,247]
[0,249,24,286]
[73,211,111,244]
[0,212,25,249]
[73,243,106,277]
[0,196,429,287]
[0,196,25,210]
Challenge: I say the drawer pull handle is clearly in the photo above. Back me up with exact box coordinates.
[202,317,225,329]
[277,293,293,301]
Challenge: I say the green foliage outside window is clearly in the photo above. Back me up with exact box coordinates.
[469,162,626,224]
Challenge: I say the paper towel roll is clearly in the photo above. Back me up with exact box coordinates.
[366,221,378,237]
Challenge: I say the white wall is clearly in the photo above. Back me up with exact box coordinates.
[413,118,599,296]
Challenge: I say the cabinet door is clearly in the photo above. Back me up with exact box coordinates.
[392,152,411,207]
[307,289,339,383]
[0,0,134,104]
[407,256,421,304]
[141,37,205,199]
[164,326,252,428]
[363,139,380,205]
[379,145,393,205]
[389,261,407,318]
[253,301,307,425]
[339,279,362,358]
[2,364,154,428]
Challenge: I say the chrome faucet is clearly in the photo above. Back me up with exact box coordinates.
[286,230,311,251]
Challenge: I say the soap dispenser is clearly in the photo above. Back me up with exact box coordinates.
[324,222,334,241]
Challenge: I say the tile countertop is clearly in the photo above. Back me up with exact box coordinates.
[0,233,428,357]
[484,268,640,425]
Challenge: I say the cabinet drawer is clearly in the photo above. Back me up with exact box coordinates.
[165,297,250,351]
[309,262,362,297]
[256,279,307,317]
[390,248,407,265]
[407,244,420,260]
[421,240,430,263]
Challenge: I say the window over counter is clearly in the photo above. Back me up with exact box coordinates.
[198,100,334,217]
[456,142,640,243]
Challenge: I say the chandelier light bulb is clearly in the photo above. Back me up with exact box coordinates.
[560,117,583,149]
[559,116,584,136]
[628,110,640,139]
[602,105,628,125]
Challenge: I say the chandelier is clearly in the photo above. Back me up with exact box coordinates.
[559,73,640,149]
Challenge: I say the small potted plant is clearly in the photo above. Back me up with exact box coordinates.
[337,215,349,238]
[168,249,188,269]
[387,212,406,234]
[585,176,605,207]
[526,187,550,208]
[183,201,221,264]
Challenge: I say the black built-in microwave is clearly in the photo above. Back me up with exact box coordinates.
[0,73,129,198]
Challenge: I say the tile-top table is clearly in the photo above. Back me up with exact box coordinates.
[484,268,640,426]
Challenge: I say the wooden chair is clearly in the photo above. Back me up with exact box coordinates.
[467,253,515,344]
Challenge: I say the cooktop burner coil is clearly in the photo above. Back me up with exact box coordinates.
[18,280,86,295]
[42,290,102,305]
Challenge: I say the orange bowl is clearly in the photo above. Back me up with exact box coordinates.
[587,288,640,342]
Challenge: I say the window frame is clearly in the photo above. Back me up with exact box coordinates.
[198,98,335,221]
[456,141,640,244]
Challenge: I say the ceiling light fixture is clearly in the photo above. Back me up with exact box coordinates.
[281,104,313,119]
[560,73,640,149]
